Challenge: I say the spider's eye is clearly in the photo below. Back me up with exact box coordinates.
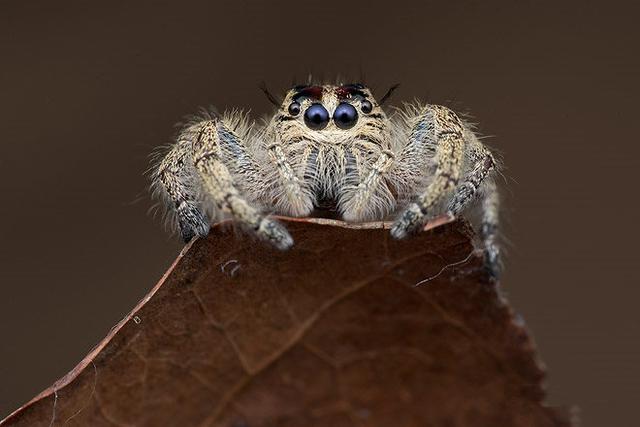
[304,104,330,130]
[288,102,301,116]
[333,103,359,129]
[360,100,373,114]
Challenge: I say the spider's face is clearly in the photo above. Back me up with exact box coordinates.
[275,84,387,144]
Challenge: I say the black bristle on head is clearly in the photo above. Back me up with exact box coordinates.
[259,81,282,107]
[379,83,400,105]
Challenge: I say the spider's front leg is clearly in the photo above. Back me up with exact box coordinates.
[447,140,501,277]
[155,142,210,242]
[154,114,293,249]
[391,105,465,238]
[391,105,501,278]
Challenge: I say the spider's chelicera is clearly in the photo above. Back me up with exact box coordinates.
[152,82,501,277]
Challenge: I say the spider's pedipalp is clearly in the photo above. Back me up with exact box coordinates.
[264,141,315,217]
[340,149,396,221]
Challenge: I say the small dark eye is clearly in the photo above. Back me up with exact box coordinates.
[288,102,301,116]
[333,103,359,129]
[304,104,330,130]
[360,100,373,114]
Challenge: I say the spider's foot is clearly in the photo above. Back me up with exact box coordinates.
[180,228,196,243]
[178,209,211,243]
[257,217,293,250]
[390,203,425,239]
[483,243,501,280]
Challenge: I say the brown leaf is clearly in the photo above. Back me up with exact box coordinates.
[1,217,573,427]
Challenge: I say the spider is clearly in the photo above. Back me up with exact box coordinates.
[151,82,501,277]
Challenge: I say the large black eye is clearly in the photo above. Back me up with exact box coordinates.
[288,102,301,116]
[333,103,359,129]
[304,103,330,130]
[360,99,373,114]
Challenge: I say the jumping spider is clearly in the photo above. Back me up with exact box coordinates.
[152,83,501,277]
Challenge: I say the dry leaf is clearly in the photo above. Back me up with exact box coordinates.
[1,217,573,427]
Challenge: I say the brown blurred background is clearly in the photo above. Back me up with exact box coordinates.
[1,1,638,425]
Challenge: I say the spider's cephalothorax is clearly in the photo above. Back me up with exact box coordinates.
[152,83,502,277]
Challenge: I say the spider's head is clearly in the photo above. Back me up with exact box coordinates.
[273,83,389,143]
